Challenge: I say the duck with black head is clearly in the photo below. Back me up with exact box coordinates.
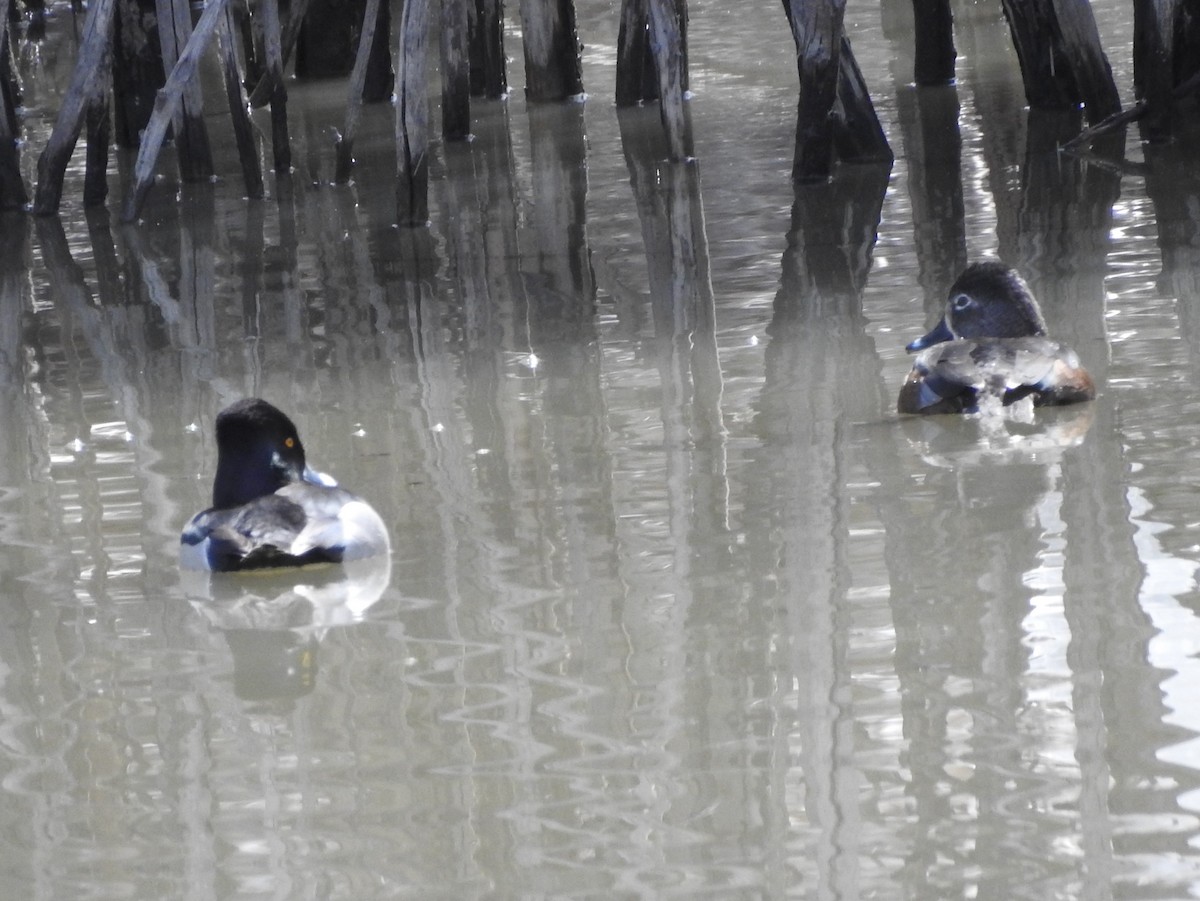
[898,261,1096,415]
[180,398,391,572]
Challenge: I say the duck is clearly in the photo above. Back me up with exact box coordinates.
[898,261,1096,415]
[180,398,391,572]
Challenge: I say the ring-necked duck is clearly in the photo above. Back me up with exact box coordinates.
[180,398,391,571]
[898,261,1096,415]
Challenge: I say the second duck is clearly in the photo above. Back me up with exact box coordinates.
[898,261,1096,415]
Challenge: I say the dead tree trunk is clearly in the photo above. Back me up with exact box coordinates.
[469,0,506,98]
[154,0,214,180]
[33,0,118,214]
[517,0,583,101]
[999,0,1120,124]
[259,0,292,172]
[783,0,890,181]
[646,0,691,159]
[217,3,263,198]
[1133,0,1176,140]
[0,0,26,210]
[442,0,471,139]
[396,0,431,226]
[912,0,954,86]
[616,0,657,106]
[111,0,163,149]
[336,0,386,182]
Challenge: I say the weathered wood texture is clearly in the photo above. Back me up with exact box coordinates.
[999,0,1120,123]
[32,0,117,214]
[396,0,432,226]
[616,0,657,106]
[442,0,471,139]
[336,0,386,183]
[912,0,954,85]
[1133,0,1176,139]
[217,4,263,198]
[111,0,163,149]
[783,0,890,181]
[0,0,26,210]
[259,0,292,172]
[646,0,691,159]
[469,0,507,98]
[517,0,583,101]
[154,0,213,180]
[122,0,230,221]
[247,0,312,107]
[785,0,846,182]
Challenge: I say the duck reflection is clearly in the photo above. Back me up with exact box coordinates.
[181,554,391,701]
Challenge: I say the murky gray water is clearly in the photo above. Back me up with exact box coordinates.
[4,0,1200,897]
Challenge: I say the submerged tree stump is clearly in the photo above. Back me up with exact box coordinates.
[783,0,890,182]
[441,0,471,139]
[469,0,506,98]
[999,0,1119,124]
[0,0,25,210]
[111,0,163,149]
[155,0,214,180]
[396,0,431,226]
[912,0,954,86]
[32,0,118,214]
[517,0,583,101]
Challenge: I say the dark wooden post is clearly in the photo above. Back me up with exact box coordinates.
[259,0,292,172]
[1132,0,1176,140]
[33,0,118,214]
[83,64,112,207]
[396,0,431,226]
[645,0,691,159]
[0,0,25,210]
[616,0,656,106]
[154,0,214,180]
[517,0,583,101]
[111,0,163,149]
[469,0,506,98]
[999,0,1119,124]
[122,0,231,221]
[912,0,954,85]
[336,0,385,182]
[217,3,263,199]
[783,0,889,181]
[442,0,471,139]
[784,0,846,182]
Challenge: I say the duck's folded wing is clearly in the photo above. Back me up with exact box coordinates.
[181,495,321,570]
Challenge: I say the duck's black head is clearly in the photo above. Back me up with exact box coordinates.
[907,261,1048,352]
[211,398,308,509]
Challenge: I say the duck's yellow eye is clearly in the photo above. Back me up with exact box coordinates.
[285,437,295,449]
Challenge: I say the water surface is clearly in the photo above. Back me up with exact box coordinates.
[3,0,1200,898]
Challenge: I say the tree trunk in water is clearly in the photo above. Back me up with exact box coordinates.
[785,0,846,182]
[33,0,118,214]
[111,0,163,149]
[154,0,214,180]
[912,0,954,85]
[646,0,691,159]
[517,0,583,101]
[396,0,431,226]
[616,0,657,106]
[442,0,471,139]
[469,0,506,98]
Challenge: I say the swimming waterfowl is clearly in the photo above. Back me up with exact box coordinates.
[180,398,390,572]
[898,261,1096,415]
